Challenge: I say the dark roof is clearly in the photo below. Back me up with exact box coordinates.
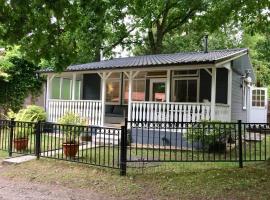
[41,48,248,73]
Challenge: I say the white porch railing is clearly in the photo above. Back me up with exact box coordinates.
[215,104,230,122]
[130,101,212,122]
[47,99,102,126]
[130,101,230,122]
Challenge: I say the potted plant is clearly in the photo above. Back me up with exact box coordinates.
[58,112,87,158]
[6,105,46,151]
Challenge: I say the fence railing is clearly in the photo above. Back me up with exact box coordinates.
[47,99,102,126]
[0,119,269,176]
[126,120,270,165]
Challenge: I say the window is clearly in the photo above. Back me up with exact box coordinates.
[172,70,199,102]
[50,77,81,100]
[252,89,266,107]
[106,73,121,104]
[173,70,198,77]
[123,79,146,104]
[173,79,198,102]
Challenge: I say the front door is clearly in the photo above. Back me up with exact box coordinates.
[150,79,166,102]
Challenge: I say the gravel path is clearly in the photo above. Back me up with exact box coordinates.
[0,175,114,200]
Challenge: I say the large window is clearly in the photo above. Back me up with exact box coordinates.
[106,73,121,104]
[51,77,81,100]
[123,79,146,104]
[172,70,199,102]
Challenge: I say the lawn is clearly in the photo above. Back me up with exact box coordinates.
[1,149,270,200]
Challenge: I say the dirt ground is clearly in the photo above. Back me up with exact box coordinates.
[0,165,114,200]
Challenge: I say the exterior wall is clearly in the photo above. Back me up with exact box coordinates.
[82,74,101,100]
[230,54,254,122]
[23,85,45,108]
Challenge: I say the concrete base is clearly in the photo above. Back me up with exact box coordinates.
[3,155,36,165]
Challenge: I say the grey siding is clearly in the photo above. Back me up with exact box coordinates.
[230,54,253,122]
[82,74,101,100]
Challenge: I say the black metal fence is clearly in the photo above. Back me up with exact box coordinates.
[0,119,269,176]
[126,120,270,166]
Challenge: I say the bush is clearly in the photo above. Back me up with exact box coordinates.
[5,105,47,139]
[187,120,236,153]
[11,105,46,122]
[58,112,87,144]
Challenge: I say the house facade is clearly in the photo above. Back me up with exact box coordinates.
[40,48,265,126]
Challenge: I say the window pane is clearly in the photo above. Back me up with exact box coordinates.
[174,80,187,102]
[174,70,198,76]
[188,80,197,102]
[62,79,71,99]
[51,77,60,99]
[108,72,121,79]
[106,81,120,103]
[75,80,81,100]
[123,80,129,104]
[147,71,166,77]
[152,82,166,102]
[133,80,145,101]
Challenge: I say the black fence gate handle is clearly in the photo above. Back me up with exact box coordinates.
[120,121,127,176]
[35,121,41,160]
[8,118,15,157]
[238,120,243,168]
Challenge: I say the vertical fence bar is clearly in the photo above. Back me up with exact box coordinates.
[35,121,41,160]
[238,120,243,168]
[120,122,127,176]
[8,118,15,157]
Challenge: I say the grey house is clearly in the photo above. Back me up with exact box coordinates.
[41,48,265,126]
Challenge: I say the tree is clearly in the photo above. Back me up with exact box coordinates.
[128,0,246,54]
[0,0,130,71]
[0,50,43,112]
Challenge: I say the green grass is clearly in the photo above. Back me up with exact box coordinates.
[1,158,270,200]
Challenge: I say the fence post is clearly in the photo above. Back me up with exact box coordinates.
[120,120,127,176]
[8,118,15,157]
[35,121,41,160]
[238,120,243,168]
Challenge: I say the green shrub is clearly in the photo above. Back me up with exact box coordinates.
[58,112,87,144]
[187,120,236,153]
[5,105,46,139]
[7,105,46,122]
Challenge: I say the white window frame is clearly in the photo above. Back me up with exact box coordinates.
[50,76,81,100]
[122,77,146,105]
[106,73,121,105]
[251,88,267,109]
[149,78,167,102]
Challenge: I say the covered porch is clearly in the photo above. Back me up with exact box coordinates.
[45,63,232,126]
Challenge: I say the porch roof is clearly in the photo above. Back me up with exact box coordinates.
[41,48,248,73]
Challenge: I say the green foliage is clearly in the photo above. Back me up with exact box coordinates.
[187,121,236,153]
[4,105,46,139]
[58,112,87,144]
[8,105,46,122]
[0,56,43,112]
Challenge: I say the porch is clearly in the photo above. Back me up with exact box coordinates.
[45,65,232,126]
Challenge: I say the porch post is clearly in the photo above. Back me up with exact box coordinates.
[128,71,133,122]
[166,69,171,102]
[72,73,77,100]
[46,74,51,112]
[211,67,216,120]
[101,73,106,126]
